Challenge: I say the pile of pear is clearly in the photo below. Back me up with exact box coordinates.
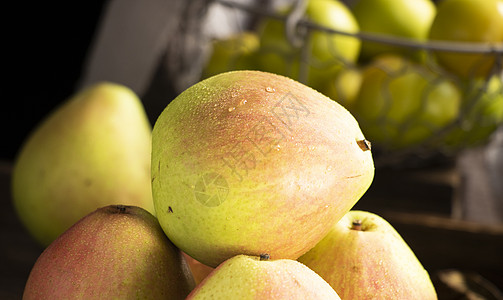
[14,71,437,299]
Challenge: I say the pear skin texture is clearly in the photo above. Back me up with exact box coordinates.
[186,255,340,299]
[151,70,374,267]
[22,205,195,300]
[298,210,438,300]
[12,82,154,246]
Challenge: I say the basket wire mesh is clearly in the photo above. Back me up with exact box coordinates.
[199,0,503,168]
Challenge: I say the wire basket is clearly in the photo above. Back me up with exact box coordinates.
[198,0,503,168]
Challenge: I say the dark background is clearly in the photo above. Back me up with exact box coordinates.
[0,0,446,163]
[2,2,106,162]
[2,4,107,298]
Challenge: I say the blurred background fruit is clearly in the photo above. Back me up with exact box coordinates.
[201,31,260,79]
[350,55,462,151]
[351,0,436,62]
[443,75,503,149]
[428,0,503,79]
[320,65,363,109]
[256,0,360,90]
[198,0,502,163]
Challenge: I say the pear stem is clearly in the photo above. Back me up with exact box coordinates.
[351,219,363,231]
[259,253,270,261]
[357,139,371,151]
[118,205,127,213]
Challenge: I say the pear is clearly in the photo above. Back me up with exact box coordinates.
[351,54,461,150]
[298,210,437,300]
[186,254,340,299]
[202,31,260,79]
[151,70,374,267]
[320,66,363,110]
[351,0,436,62]
[256,0,361,91]
[444,75,503,149]
[22,205,195,299]
[12,82,154,246]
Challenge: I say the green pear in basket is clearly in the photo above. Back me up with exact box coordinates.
[428,0,503,79]
[351,0,436,63]
[444,75,503,149]
[350,54,461,151]
[202,32,260,79]
[320,66,363,110]
[255,0,360,91]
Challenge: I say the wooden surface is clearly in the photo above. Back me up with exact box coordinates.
[1,160,502,299]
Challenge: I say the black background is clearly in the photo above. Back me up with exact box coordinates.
[2,2,106,162]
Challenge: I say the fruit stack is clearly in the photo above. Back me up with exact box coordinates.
[203,0,503,163]
[14,71,437,299]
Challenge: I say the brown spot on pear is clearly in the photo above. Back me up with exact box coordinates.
[151,70,374,268]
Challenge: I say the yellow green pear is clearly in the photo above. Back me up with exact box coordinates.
[351,0,436,62]
[298,210,437,300]
[444,75,503,149]
[12,82,154,246]
[151,70,374,268]
[428,0,503,79]
[23,205,195,299]
[256,0,360,91]
[202,31,260,79]
[186,254,340,299]
[351,54,461,150]
[320,66,363,110]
